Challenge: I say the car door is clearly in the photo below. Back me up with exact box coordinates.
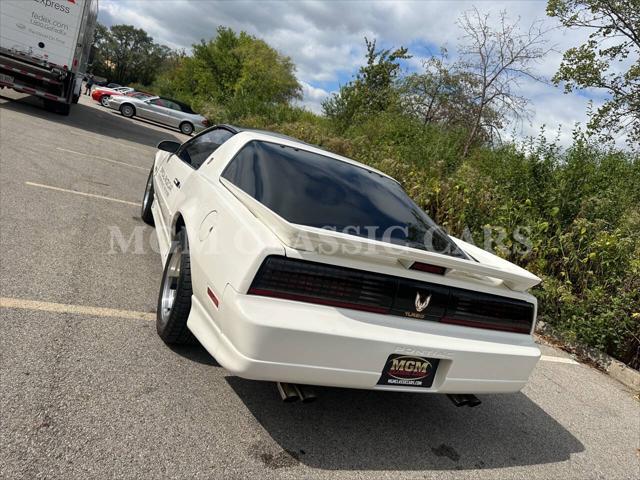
[155,127,235,229]
[139,98,170,123]
[160,100,184,129]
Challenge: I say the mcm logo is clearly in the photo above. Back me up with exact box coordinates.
[414,292,431,312]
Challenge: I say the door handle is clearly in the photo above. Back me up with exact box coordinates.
[173,178,181,188]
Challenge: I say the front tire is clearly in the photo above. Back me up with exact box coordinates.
[156,230,194,344]
[100,95,111,107]
[120,103,135,118]
[141,167,155,226]
[179,121,194,135]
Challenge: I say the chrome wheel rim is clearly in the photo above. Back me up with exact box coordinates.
[101,96,110,106]
[160,246,182,324]
[181,124,193,135]
[122,106,133,116]
[142,174,152,211]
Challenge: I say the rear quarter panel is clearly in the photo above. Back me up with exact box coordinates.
[174,172,284,329]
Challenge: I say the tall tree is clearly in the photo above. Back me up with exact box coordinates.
[91,24,173,85]
[323,38,410,129]
[547,0,640,146]
[156,26,301,117]
[399,50,499,138]
[457,8,553,157]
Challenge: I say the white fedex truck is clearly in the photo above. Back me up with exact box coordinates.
[0,0,98,115]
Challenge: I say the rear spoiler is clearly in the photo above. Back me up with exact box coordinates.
[220,178,541,292]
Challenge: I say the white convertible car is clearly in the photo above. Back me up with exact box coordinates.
[142,125,542,404]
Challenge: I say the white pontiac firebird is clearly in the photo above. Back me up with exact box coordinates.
[141,125,542,402]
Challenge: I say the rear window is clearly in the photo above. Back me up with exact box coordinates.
[222,141,467,258]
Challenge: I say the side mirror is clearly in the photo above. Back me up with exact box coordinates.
[157,140,181,154]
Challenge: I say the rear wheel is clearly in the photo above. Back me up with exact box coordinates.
[100,95,111,107]
[156,230,194,344]
[141,167,155,226]
[179,121,194,135]
[120,104,135,118]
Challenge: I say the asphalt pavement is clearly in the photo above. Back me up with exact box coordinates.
[1,90,638,480]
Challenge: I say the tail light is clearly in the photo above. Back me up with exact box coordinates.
[410,262,446,275]
[248,256,535,334]
[202,119,210,127]
[248,256,394,313]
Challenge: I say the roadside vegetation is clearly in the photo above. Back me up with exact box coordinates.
[91,1,639,368]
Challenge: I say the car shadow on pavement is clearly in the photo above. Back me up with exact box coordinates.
[168,343,221,367]
[226,376,584,471]
[0,94,184,148]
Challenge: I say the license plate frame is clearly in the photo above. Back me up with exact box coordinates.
[377,354,440,388]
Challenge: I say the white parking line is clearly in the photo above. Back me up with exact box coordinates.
[0,297,155,321]
[25,181,138,206]
[540,355,579,365]
[67,129,154,153]
[57,147,147,171]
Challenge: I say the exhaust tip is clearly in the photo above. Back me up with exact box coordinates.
[294,384,317,403]
[447,394,481,407]
[277,382,300,402]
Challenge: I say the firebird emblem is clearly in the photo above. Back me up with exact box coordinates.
[415,292,431,312]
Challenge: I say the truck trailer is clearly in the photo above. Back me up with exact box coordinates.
[0,0,98,115]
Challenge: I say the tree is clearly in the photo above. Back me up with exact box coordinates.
[90,24,173,85]
[156,26,302,118]
[457,8,553,156]
[399,50,499,138]
[322,38,410,129]
[547,0,640,146]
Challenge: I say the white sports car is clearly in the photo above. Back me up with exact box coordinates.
[142,125,542,404]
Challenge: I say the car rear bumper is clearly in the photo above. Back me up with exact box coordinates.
[187,285,541,394]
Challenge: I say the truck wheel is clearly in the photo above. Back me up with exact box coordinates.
[120,104,135,118]
[157,230,194,344]
[43,99,57,112]
[179,121,194,135]
[57,103,71,116]
[141,167,155,226]
[100,95,110,107]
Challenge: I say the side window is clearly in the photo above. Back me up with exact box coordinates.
[149,98,165,107]
[177,128,234,169]
[164,100,181,111]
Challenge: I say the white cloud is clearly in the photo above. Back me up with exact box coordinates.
[298,81,332,113]
[98,0,607,146]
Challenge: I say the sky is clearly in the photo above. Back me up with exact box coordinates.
[97,0,609,146]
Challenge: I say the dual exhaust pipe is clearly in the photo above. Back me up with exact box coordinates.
[277,382,481,408]
[276,382,317,403]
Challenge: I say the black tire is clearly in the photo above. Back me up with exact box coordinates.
[179,121,194,135]
[43,99,57,112]
[141,167,155,226]
[57,103,71,116]
[156,230,194,344]
[100,95,111,107]
[120,103,135,118]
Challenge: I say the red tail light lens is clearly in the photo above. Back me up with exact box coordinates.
[248,256,395,314]
[410,262,446,275]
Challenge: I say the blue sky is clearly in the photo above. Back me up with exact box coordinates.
[97,0,610,146]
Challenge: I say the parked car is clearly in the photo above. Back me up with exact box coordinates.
[107,95,208,135]
[140,125,542,403]
[91,86,134,106]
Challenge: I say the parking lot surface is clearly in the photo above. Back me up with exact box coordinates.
[1,91,639,480]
